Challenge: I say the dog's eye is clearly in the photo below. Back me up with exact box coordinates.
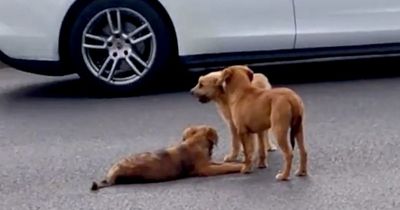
[199,83,203,88]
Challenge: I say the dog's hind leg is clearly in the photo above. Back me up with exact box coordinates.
[294,123,308,177]
[273,125,292,181]
[91,179,113,191]
[271,102,293,181]
[264,130,277,152]
[91,164,122,191]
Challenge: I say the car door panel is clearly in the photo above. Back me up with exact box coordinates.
[294,0,400,49]
[0,0,74,60]
[159,0,296,56]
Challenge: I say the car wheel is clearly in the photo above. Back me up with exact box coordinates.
[66,0,177,93]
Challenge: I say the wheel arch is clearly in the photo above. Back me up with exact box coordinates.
[58,0,179,72]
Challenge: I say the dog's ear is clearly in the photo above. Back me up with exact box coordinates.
[198,75,204,81]
[182,126,195,141]
[216,68,233,86]
[243,66,254,81]
[206,127,218,146]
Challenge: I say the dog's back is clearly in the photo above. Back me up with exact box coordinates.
[116,145,196,181]
[268,87,304,121]
[91,145,195,191]
[261,87,304,148]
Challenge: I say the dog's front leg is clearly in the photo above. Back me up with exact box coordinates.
[197,163,244,176]
[239,133,256,174]
[256,132,267,169]
[223,123,242,162]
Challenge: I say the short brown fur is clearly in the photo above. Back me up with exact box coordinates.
[191,70,277,168]
[91,125,244,191]
[212,65,308,181]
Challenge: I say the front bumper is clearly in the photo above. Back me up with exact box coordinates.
[0,50,70,76]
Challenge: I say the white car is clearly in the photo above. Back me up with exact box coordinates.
[1,0,400,92]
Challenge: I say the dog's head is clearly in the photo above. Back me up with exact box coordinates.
[190,71,225,103]
[215,65,254,91]
[181,125,218,156]
[252,73,272,90]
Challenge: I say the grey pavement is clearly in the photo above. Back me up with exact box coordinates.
[1,62,400,210]
[0,61,6,69]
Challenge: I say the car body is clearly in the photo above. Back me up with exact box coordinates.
[1,0,400,91]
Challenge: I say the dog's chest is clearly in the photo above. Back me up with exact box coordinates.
[216,103,231,122]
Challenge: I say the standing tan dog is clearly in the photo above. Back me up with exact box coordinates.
[91,125,244,191]
[191,71,277,169]
[213,65,308,181]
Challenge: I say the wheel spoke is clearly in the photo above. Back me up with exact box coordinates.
[107,58,118,81]
[125,57,142,76]
[98,56,112,76]
[106,9,121,34]
[115,9,121,33]
[83,33,107,49]
[128,23,149,38]
[85,33,106,42]
[129,33,153,45]
[83,43,107,49]
[128,52,148,68]
[106,10,114,33]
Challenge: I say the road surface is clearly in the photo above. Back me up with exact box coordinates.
[1,61,400,210]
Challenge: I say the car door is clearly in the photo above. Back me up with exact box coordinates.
[159,0,296,56]
[294,0,400,49]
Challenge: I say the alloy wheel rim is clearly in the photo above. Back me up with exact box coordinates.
[81,8,156,85]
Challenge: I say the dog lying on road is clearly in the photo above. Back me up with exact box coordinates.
[91,125,244,191]
[210,65,308,181]
[191,70,277,167]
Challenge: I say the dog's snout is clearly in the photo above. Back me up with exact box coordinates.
[190,88,196,95]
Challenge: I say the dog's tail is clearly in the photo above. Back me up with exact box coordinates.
[290,116,302,150]
[90,179,111,192]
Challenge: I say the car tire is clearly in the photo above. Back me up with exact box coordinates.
[66,0,177,94]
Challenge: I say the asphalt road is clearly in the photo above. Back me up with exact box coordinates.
[1,61,400,210]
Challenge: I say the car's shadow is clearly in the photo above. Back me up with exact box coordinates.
[6,57,400,99]
[6,69,200,99]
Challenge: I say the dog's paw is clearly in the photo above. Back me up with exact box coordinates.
[275,173,290,181]
[240,165,253,174]
[224,154,240,162]
[267,145,277,152]
[295,169,308,177]
[258,161,268,169]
